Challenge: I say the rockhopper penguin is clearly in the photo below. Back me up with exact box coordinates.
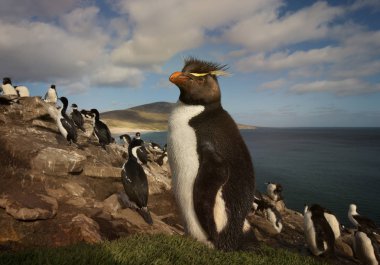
[167,57,255,250]
[303,204,339,257]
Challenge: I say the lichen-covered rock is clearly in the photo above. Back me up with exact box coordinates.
[84,165,121,178]
[145,162,171,194]
[0,193,58,221]
[71,214,103,244]
[32,147,86,176]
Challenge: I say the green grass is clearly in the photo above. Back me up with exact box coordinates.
[0,234,326,265]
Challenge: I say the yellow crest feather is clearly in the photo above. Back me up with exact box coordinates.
[190,70,230,77]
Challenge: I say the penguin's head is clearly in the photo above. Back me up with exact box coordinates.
[349,204,357,213]
[266,182,276,193]
[3,77,12,85]
[51,84,56,90]
[274,184,283,193]
[90,109,100,119]
[59,97,68,106]
[169,57,229,106]
[309,204,325,215]
[71,103,78,109]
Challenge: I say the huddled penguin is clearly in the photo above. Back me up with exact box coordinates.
[265,182,283,202]
[14,85,30,97]
[132,132,144,146]
[1,77,18,96]
[70,103,86,132]
[148,141,162,151]
[80,109,94,119]
[57,97,77,145]
[353,225,380,265]
[90,109,112,150]
[44,84,58,103]
[303,204,338,257]
[348,204,379,232]
[120,139,153,225]
[167,57,255,250]
[252,195,283,233]
[156,144,168,166]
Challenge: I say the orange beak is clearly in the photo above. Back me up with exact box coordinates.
[169,71,188,86]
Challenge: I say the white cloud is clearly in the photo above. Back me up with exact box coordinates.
[236,46,347,72]
[258,79,287,91]
[91,65,144,88]
[290,79,380,96]
[110,0,282,66]
[0,19,105,81]
[224,1,344,51]
[0,0,77,21]
[1,0,379,100]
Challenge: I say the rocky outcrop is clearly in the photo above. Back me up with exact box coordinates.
[0,98,358,264]
[0,97,175,250]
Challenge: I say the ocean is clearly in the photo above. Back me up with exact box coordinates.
[138,127,380,226]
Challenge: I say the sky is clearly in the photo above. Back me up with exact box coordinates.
[1,0,380,127]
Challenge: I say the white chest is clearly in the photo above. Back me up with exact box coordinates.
[304,212,326,256]
[167,101,208,242]
[47,89,57,102]
[56,112,68,138]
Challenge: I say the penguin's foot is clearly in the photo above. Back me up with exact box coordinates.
[137,207,153,225]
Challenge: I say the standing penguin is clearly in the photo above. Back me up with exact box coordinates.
[57,97,77,145]
[353,226,380,265]
[167,57,255,250]
[90,109,112,150]
[70,103,86,132]
[44,84,58,103]
[303,204,337,257]
[120,139,153,225]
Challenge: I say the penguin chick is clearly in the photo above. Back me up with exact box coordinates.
[121,139,153,225]
[90,109,112,150]
[167,57,255,250]
[57,97,77,145]
[303,204,336,257]
[70,103,86,132]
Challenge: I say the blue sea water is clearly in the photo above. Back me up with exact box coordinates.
[139,128,380,226]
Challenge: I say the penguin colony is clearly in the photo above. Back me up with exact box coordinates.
[1,78,156,226]
[2,59,379,263]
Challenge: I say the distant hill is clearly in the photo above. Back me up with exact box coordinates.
[101,102,255,132]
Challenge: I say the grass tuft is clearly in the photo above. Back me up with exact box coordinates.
[0,234,327,265]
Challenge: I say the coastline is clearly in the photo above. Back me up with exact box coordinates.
[109,126,161,135]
